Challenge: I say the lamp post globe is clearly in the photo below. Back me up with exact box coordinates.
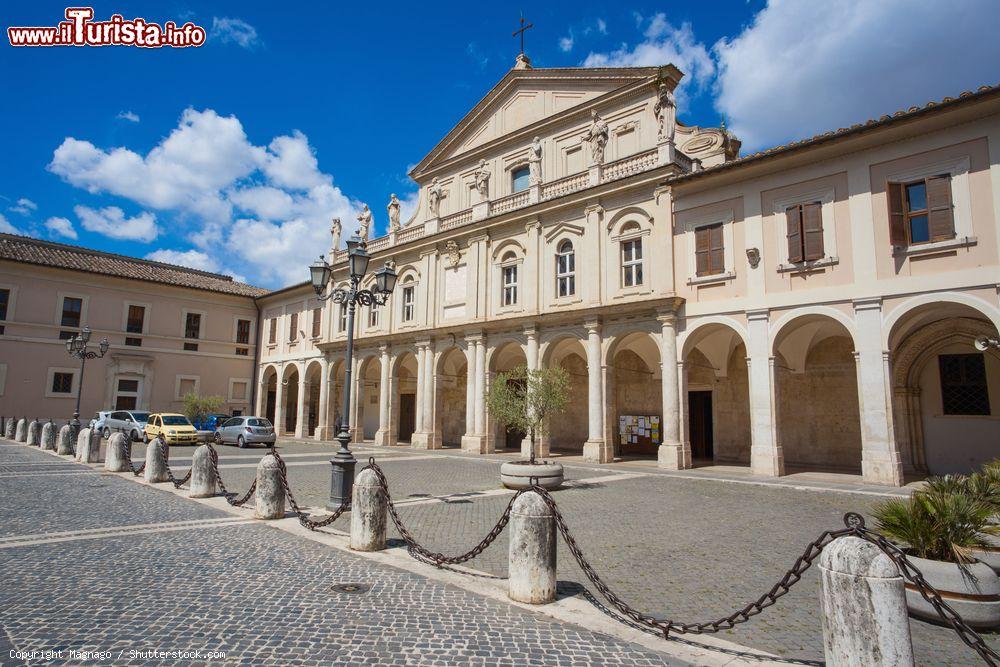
[65,327,109,442]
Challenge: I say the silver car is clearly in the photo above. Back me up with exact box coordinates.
[214,416,275,448]
[103,410,150,441]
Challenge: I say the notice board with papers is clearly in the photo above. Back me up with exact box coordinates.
[618,414,661,455]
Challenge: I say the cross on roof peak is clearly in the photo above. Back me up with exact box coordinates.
[512,15,534,69]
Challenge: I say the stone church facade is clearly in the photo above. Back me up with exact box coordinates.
[256,60,1000,486]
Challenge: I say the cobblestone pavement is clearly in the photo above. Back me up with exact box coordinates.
[0,441,698,666]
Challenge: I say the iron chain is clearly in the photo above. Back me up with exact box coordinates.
[156,438,192,489]
[206,442,256,507]
[121,437,145,477]
[271,448,350,530]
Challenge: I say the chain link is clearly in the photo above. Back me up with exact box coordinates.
[156,438,192,489]
[206,441,256,507]
[121,437,145,476]
[271,448,350,530]
[367,460,520,566]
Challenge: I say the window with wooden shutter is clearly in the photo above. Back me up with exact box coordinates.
[887,182,907,246]
[925,174,955,241]
[802,202,824,260]
[708,224,725,274]
[695,226,710,276]
[696,224,725,276]
[289,312,298,342]
[785,207,803,263]
[311,308,321,338]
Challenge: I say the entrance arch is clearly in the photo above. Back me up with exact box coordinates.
[772,314,860,473]
[281,364,300,436]
[326,359,346,435]
[261,365,278,425]
[605,331,661,459]
[434,347,469,448]
[889,300,1000,474]
[391,351,419,444]
[487,340,528,451]
[304,361,322,437]
[356,355,382,442]
[541,335,589,454]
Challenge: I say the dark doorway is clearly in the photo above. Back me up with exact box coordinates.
[115,396,137,410]
[398,394,416,443]
[504,377,527,450]
[688,391,714,460]
[265,390,276,423]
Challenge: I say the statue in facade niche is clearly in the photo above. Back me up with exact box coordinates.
[329,217,342,256]
[585,110,609,165]
[387,194,401,232]
[474,159,491,202]
[428,178,443,218]
[528,136,542,185]
[654,83,676,144]
[356,204,372,241]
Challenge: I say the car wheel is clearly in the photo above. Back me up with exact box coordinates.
[130,430,139,442]
[214,432,223,446]
[237,435,246,449]
[102,427,111,439]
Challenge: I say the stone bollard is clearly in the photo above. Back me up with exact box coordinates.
[508,491,557,604]
[76,428,101,463]
[4,418,15,440]
[144,438,169,483]
[350,468,386,551]
[41,421,56,451]
[255,454,285,520]
[57,425,74,455]
[104,433,130,472]
[189,444,217,498]
[26,420,41,446]
[15,418,27,442]
[819,535,914,667]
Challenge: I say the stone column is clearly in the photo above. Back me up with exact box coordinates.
[411,341,439,449]
[350,468,386,551]
[255,454,285,519]
[475,337,487,436]
[274,372,286,435]
[315,357,331,440]
[657,311,689,469]
[819,535,913,666]
[521,327,546,458]
[189,444,217,498]
[464,342,476,435]
[374,344,392,446]
[583,320,610,462]
[854,298,904,486]
[746,309,784,476]
[461,334,488,453]
[349,356,364,444]
[105,432,129,472]
[294,372,308,439]
[508,491,557,604]
[255,376,267,418]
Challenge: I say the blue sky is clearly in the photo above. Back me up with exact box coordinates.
[2,0,998,289]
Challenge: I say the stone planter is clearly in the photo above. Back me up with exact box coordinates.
[500,461,564,490]
[905,554,1000,628]
[970,533,1000,574]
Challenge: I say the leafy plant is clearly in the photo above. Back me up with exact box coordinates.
[873,485,995,563]
[181,393,225,425]
[485,365,570,464]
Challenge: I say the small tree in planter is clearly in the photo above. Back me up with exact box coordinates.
[181,393,225,429]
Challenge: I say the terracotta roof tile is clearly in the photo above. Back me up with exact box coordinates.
[0,233,267,297]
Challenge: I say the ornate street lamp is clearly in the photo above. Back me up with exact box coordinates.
[65,326,110,441]
[310,235,397,508]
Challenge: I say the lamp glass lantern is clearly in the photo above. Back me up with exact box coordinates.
[374,262,398,295]
[80,326,92,344]
[348,243,371,279]
[310,257,331,295]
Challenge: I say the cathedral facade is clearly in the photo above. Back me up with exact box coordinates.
[256,60,1000,485]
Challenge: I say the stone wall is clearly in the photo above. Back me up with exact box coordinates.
[439,372,467,447]
[550,354,589,451]
[685,347,751,464]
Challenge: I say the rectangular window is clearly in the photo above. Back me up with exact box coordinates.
[61,296,82,328]
[785,203,824,263]
[0,288,9,329]
[556,243,576,297]
[939,353,990,416]
[368,306,379,328]
[338,305,347,333]
[502,265,518,306]
[184,312,201,339]
[694,224,724,277]
[511,166,530,193]
[311,308,322,338]
[51,372,73,394]
[125,337,142,347]
[888,174,954,246]
[621,239,644,287]
[236,318,251,344]
[402,285,415,322]
[268,318,277,345]
[126,305,145,334]
[289,312,298,342]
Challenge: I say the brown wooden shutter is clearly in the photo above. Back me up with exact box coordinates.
[312,308,321,338]
[887,182,907,246]
[786,206,803,263]
[926,175,955,241]
[290,312,298,341]
[695,226,710,276]
[802,202,824,260]
[709,224,725,274]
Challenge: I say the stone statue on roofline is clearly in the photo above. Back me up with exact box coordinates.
[387,194,401,233]
[428,178,443,219]
[474,159,491,202]
[586,110,609,166]
[528,137,542,185]
[356,204,372,241]
[654,82,676,144]
[329,217,342,256]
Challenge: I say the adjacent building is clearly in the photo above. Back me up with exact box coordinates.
[0,234,265,421]
[256,60,1000,486]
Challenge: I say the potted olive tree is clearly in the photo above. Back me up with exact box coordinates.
[487,364,569,490]
[873,480,1000,627]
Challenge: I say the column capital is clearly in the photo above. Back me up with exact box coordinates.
[524,218,541,233]
[415,337,433,349]
[656,310,678,327]
[853,296,883,313]
[467,232,490,245]
[378,342,390,354]
[523,325,539,339]
[746,308,770,322]
[583,317,601,333]
[584,203,604,219]
[464,329,485,343]
[653,184,671,205]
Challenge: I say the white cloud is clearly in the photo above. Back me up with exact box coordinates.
[262,131,327,190]
[116,110,140,123]
[0,213,18,234]
[713,0,1000,150]
[397,191,419,225]
[9,197,37,215]
[145,248,218,272]
[581,14,715,108]
[210,17,259,49]
[596,18,608,35]
[45,216,77,239]
[559,35,574,52]
[75,205,158,242]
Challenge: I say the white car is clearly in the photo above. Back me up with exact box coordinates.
[103,410,151,441]
[88,411,112,433]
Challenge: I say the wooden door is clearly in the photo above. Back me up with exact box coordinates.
[398,394,416,443]
[688,391,714,460]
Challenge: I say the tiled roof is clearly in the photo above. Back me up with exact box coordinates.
[670,84,1000,184]
[0,233,268,297]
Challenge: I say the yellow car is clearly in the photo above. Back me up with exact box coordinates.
[144,413,199,445]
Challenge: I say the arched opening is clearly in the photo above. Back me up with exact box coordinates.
[392,352,419,444]
[488,341,528,451]
[607,332,661,459]
[773,314,860,473]
[681,322,751,467]
[434,347,468,449]
[262,366,278,424]
[304,361,322,437]
[281,365,299,436]
[327,359,345,435]
[889,300,1000,475]
[356,356,382,442]
[543,336,589,454]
